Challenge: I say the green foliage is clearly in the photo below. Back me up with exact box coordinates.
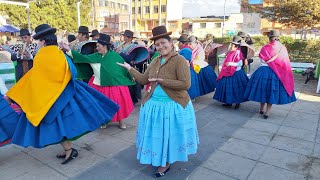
[253,0,320,29]
[0,0,92,32]
[212,35,320,63]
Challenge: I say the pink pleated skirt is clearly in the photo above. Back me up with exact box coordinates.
[88,77,134,122]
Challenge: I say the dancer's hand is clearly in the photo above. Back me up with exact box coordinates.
[116,62,132,71]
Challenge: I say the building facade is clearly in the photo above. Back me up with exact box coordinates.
[92,0,130,34]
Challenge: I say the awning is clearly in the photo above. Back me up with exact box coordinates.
[0,24,20,33]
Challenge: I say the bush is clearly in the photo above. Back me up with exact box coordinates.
[210,36,320,63]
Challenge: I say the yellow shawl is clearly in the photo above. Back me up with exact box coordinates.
[6,46,71,127]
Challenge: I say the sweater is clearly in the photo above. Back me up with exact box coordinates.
[129,51,191,107]
[71,50,135,86]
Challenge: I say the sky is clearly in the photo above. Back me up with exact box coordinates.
[183,0,241,18]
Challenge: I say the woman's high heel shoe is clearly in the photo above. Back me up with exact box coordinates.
[154,166,170,178]
[61,148,78,165]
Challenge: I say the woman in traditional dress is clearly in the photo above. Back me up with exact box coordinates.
[118,26,199,178]
[62,34,134,129]
[244,30,296,118]
[213,36,249,109]
[188,35,217,96]
[0,24,119,164]
[177,35,200,99]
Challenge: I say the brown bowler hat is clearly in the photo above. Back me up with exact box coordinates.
[149,26,172,41]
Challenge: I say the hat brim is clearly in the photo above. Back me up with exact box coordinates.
[78,31,91,34]
[97,39,111,45]
[33,28,57,40]
[19,33,31,37]
[150,32,172,41]
[121,32,133,38]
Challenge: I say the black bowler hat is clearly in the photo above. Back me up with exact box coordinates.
[230,35,243,45]
[90,29,99,37]
[97,33,111,46]
[177,35,189,43]
[19,29,30,36]
[268,29,280,38]
[149,26,172,41]
[33,24,57,40]
[121,30,134,38]
[237,31,247,38]
[78,26,90,34]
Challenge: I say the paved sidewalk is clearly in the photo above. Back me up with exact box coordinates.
[0,75,319,180]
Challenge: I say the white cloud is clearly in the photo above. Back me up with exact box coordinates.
[183,0,241,18]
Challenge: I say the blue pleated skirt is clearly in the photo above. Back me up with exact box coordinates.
[0,95,20,145]
[198,66,217,96]
[1,80,119,148]
[244,66,296,104]
[188,67,201,99]
[136,86,199,167]
[213,70,249,104]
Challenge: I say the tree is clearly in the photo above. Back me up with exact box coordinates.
[0,0,92,32]
[251,0,320,29]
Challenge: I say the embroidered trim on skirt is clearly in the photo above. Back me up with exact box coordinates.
[88,76,134,122]
[136,86,199,167]
[213,70,249,104]
[244,66,296,104]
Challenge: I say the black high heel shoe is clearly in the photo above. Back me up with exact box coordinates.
[259,111,264,115]
[234,104,240,109]
[263,114,269,119]
[61,148,78,165]
[154,166,170,178]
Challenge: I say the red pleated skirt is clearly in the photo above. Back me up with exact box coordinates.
[88,77,134,122]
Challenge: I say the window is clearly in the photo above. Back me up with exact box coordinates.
[99,0,105,6]
[154,5,158,13]
[214,23,221,28]
[161,5,166,12]
[117,3,120,9]
[111,2,115,8]
[200,23,206,28]
[99,22,105,28]
[138,7,141,13]
[105,0,109,6]
[145,6,150,13]
[132,7,135,13]
[132,20,136,26]
[122,4,128,11]
[99,10,108,17]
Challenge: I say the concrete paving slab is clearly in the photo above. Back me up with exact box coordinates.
[248,163,305,180]
[291,101,320,115]
[218,138,267,160]
[309,158,320,180]
[0,153,43,180]
[0,145,22,163]
[203,150,256,180]
[277,126,316,142]
[187,167,237,180]
[13,165,68,180]
[243,120,279,134]
[232,128,273,145]
[259,147,309,174]
[269,135,314,156]
[27,145,66,164]
[88,135,132,159]
[112,126,136,144]
[72,131,103,148]
[283,111,319,131]
[47,148,105,178]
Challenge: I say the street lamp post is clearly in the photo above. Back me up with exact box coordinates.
[77,0,81,27]
[222,0,226,37]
